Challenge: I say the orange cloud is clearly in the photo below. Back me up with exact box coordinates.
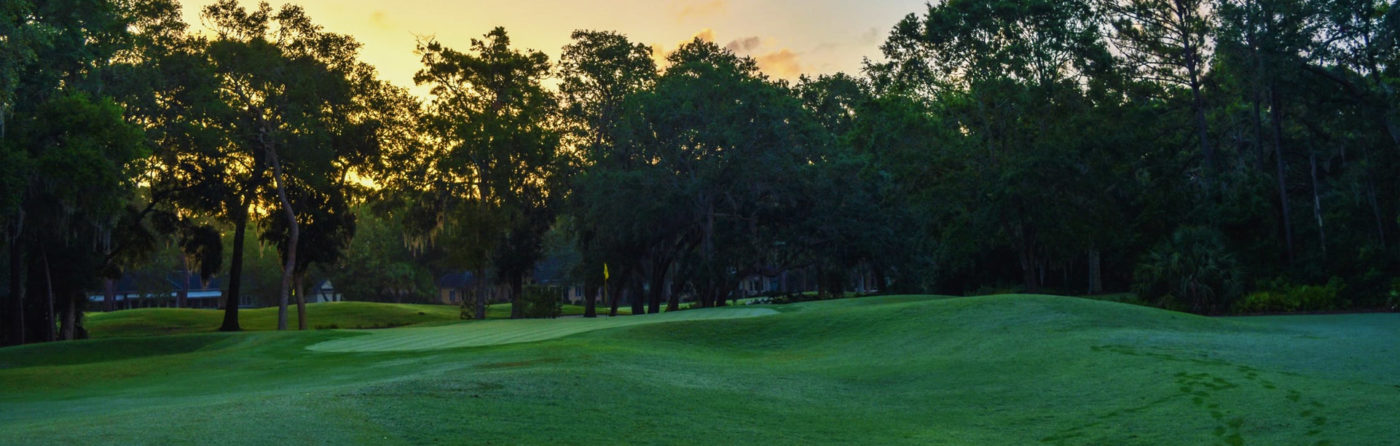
[691,28,715,43]
[652,30,804,80]
[652,28,717,68]
[755,49,802,79]
[677,0,727,20]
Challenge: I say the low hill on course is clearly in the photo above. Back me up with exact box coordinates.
[81,301,622,338]
[2,295,1397,444]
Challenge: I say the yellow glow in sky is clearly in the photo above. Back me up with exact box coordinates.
[179,0,928,95]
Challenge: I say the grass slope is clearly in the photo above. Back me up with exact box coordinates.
[3,295,1398,445]
[84,302,612,338]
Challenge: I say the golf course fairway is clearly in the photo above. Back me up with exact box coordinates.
[307,306,778,352]
[1,295,1397,444]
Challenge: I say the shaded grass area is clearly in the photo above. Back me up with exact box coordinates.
[3,295,1398,444]
[84,302,610,338]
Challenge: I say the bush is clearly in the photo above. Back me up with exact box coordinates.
[1233,277,1346,314]
[1132,226,1243,314]
[459,299,473,320]
[520,285,563,319]
[1389,279,1400,312]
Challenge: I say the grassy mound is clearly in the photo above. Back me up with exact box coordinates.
[83,301,617,338]
[83,302,460,337]
[3,295,1397,444]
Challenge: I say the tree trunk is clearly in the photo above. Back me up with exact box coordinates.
[474,267,487,320]
[1018,243,1040,293]
[269,150,299,332]
[629,276,644,315]
[1087,249,1102,294]
[608,268,625,317]
[1185,33,1214,196]
[103,277,115,312]
[609,283,623,317]
[295,273,307,330]
[1309,150,1326,257]
[647,260,665,314]
[1367,179,1386,247]
[583,283,598,318]
[509,272,523,319]
[61,292,76,341]
[42,250,55,342]
[1270,88,1295,264]
[177,253,190,308]
[221,203,249,332]
[666,273,682,312]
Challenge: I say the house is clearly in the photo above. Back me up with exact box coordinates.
[308,279,342,303]
[436,271,511,305]
[436,258,587,306]
[530,256,586,304]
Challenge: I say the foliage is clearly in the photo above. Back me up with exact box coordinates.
[411,27,561,320]
[327,207,435,304]
[1133,226,1244,314]
[518,285,563,319]
[1234,277,1346,313]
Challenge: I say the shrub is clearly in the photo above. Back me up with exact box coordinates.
[1389,278,1400,311]
[520,285,563,319]
[1233,277,1346,314]
[1132,226,1243,314]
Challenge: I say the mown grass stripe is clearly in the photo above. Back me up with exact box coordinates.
[306,307,778,352]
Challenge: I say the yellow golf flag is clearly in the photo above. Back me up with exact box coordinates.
[603,263,610,280]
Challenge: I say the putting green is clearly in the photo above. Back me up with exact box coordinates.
[306,306,778,352]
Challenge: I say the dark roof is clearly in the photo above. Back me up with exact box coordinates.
[437,271,479,289]
[438,256,580,289]
[531,256,572,285]
[104,272,222,294]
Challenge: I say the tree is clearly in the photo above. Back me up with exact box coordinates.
[330,206,435,303]
[558,30,657,317]
[197,0,386,330]
[413,28,560,319]
[1103,0,1220,194]
[600,39,828,308]
[1,0,148,345]
[869,0,1115,292]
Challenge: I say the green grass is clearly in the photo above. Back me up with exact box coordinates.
[308,306,777,352]
[3,294,1398,444]
[84,302,620,338]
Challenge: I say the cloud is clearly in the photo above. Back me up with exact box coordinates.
[654,30,805,80]
[724,36,761,53]
[755,49,803,79]
[369,10,393,31]
[860,27,883,45]
[691,28,715,43]
[650,43,670,68]
[677,0,727,20]
[652,29,717,68]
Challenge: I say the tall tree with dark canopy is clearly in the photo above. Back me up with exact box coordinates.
[1,0,147,344]
[557,30,657,317]
[198,0,387,330]
[414,28,560,319]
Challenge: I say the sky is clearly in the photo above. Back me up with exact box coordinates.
[177,0,929,95]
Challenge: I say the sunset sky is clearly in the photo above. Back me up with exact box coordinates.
[177,0,928,95]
